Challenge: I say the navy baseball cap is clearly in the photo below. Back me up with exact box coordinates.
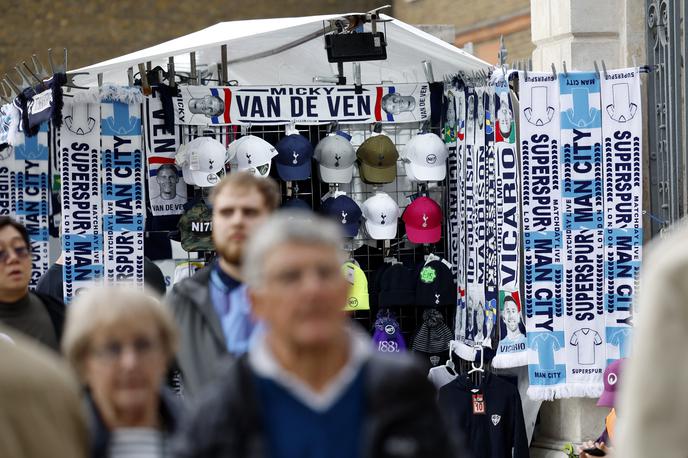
[275,133,314,181]
[281,198,312,211]
[321,194,362,237]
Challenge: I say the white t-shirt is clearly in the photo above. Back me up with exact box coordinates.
[428,365,458,389]
[108,428,168,458]
[570,328,602,365]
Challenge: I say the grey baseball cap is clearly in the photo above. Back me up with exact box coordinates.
[314,133,356,184]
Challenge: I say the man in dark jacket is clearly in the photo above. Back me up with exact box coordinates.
[0,217,65,351]
[173,211,461,458]
[165,172,280,398]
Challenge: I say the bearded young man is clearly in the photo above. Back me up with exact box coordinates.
[165,172,280,397]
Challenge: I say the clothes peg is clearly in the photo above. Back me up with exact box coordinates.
[138,63,151,95]
[0,81,13,101]
[64,72,89,90]
[4,74,21,94]
[422,60,435,83]
[31,54,48,79]
[97,73,103,87]
[601,60,608,78]
[220,44,228,86]
[593,61,601,79]
[167,58,175,87]
[14,66,36,94]
[551,63,557,78]
[22,61,44,86]
[127,67,134,87]
[190,52,198,85]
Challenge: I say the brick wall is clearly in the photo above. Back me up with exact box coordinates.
[0,0,382,78]
[393,0,534,65]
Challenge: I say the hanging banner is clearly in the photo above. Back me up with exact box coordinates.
[452,86,467,342]
[13,125,50,287]
[483,87,498,349]
[60,102,103,302]
[471,86,487,346]
[493,72,527,368]
[560,72,605,398]
[601,68,642,364]
[101,101,145,288]
[456,86,477,359]
[144,91,186,216]
[520,72,566,400]
[174,84,430,126]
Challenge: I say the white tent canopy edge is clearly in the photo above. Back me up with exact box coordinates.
[74,13,490,87]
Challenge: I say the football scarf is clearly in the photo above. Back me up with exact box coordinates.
[454,86,468,342]
[601,68,642,364]
[472,86,487,347]
[520,72,566,400]
[101,100,145,288]
[560,72,605,398]
[483,86,498,349]
[143,89,186,216]
[0,135,15,216]
[443,85,459,310]
[13,125,50,287]
[60,102,103,303]
[493,71,527,368]
[0,102,21,147]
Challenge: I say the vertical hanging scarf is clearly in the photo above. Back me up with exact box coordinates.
[560,72,605,398]
[101,100,145,288]
[454,86,468,341]
[13,125,50,287]
[601,68,642,363]
[0,132,16,216]
[483,86,498,349]
[520,72,566,400]
[493,71,527,368]
[60,102,103,302]
[444,86,459,279]
[472,86,487,346]
[143,89,186,216]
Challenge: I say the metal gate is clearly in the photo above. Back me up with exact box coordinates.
[646,0,687,234]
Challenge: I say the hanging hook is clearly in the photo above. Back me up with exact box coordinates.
[31,54,48,79]
[562,61,569,78]
[593,61,601,79]
[551,63,557,79]
[601,60,608,79]
[4,74,21,94]
[22,61,44,86]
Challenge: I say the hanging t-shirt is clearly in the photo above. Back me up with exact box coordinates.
[428,365,458,389]
[438,372,529,458]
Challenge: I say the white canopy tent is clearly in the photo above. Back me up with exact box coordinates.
[75,13,490,87]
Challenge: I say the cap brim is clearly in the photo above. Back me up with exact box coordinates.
[359,162,397,184]
[365,220,398,240]
[339,222,360,238]
[276,161,311,181]
[405,224,441,243]
[319,165,354,184]
[183,165,221,187]
[597,391,616,407]
[407,162,447,181]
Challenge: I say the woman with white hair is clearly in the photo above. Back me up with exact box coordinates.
[62,287,183,458]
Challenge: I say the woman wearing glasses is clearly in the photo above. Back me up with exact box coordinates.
[62,287,183,458]
[0,216,65,350]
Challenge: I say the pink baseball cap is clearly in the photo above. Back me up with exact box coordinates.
[402,196,442,243]
[597,359,624,407]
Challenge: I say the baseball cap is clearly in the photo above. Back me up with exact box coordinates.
[597,359,625,407]
[177,201,213,252]
[176,137,227,187]
[275,132,314,181]
[372,311,407,352]
[356,134,399,184]
[402,132,449,181]
[342,261,369,311]
[281,198,312,211]
[321,194,362,238]
[229,135,278,178]
[415,260,456,307]
[314,133,356,183]
[361,192,400,240]
[402,196,442,243]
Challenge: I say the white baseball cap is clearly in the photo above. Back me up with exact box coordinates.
[314,133,356,183]
[361,192,400,240]
[402,133,449,182]
[229,135,278,178]
[176,137,227,187]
